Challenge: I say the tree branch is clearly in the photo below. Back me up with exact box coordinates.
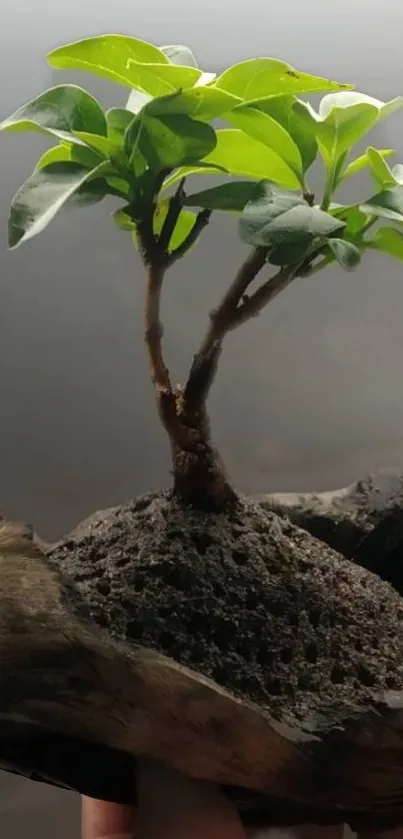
[138,221,193,451]
[184,246,268,407]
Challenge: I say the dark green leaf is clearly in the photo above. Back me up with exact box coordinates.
[35,142,103,171]
[239,184,345,256]
[215,58,352,99]
[0,85,107,143]
[106,108,134,151]
[268,239,312,266]
[183,181,266,212]
[125,113,217,171]
[327,237,361,270]
[203,129,301,189]
[369,226,403,260]
[47,35,202,96]
[144,88,240,121]
[360,185,403,223]
[8,161,107,249]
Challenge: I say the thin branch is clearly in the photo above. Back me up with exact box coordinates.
[184,246,268,406]
[229,263,300,330]
[138,221,193,451]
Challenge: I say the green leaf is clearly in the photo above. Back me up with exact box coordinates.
[341,148,395,182]
[203,129,301,189]
[161,163,229,191]
[392,164,403,184]
[239,183,345,262]
[335,206,369,238]
[35,142,103,170]
[215,58,352,100]
[224,105,303,182]
[360,185,403,223]
[125,113,217,171]
[161,44,198,67]
[153,199,198,251]
[183,181,266,212]
[47,35,202,97]
[0,85,107,144]
[369,226,403,260]
[106,108,134,152]
[74,131,110,157]
[245,96,318,173]
[327,237,361,270]
[126,89,153,114]
[112,207,135,231]
[309,101,379,165]
[310,92,403,166]
[366,146,398,188]
[8,161,107,249]
[144,88,241,121]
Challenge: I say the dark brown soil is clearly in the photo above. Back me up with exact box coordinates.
[48,490,403,731]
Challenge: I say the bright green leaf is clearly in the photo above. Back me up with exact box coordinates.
[370,226,403,260]
[183,181,266,212]
[8,161,107,249]
[162,163,229,192]
[126,113,217,171]
[310,91,403,167]
[360,185,403,223]
[327,237,361,270]
[161,44,198,67]
[0,85,107,144]
[47,35,202,97]
[308,101,379,165]
[225,105,303,182]
[144,87,241,121]
[341,148,395,182]
[239,183,345,259]
[245,96,318,173]
[366,146,398,188]
[113,207,135,231]
[215,58,352,100]
[153,199,198,251]
[203,129,301,189]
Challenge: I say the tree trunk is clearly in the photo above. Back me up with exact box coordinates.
[170,395,237,512]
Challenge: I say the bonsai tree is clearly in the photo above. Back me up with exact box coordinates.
[3,33,403,834]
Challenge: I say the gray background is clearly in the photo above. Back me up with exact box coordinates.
[1,0,403,835]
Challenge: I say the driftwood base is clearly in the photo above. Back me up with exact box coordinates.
[2,493,403,831]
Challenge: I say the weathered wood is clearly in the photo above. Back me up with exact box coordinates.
[258,468,403,593]
[3,517,403,832]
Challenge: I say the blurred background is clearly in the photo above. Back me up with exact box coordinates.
[1,0,403,835]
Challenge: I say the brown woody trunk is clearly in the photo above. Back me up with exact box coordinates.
[170,394,237,512]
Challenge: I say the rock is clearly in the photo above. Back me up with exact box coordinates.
[43,489,403,831]
[258,468,403,594]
